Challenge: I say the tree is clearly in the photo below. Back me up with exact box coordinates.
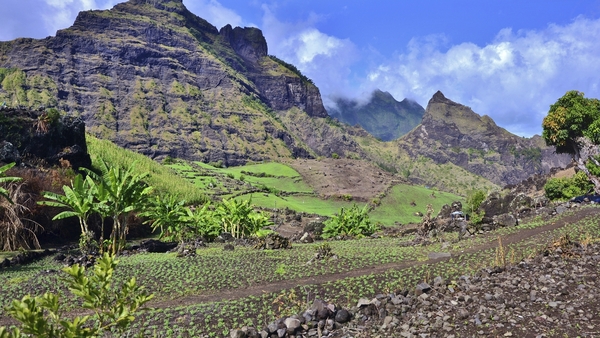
[542,90,600,193]
[465,189,486,224]
[140,194,188,243]
[0,253,153,338]
[322,204,378,239]
[215,198,272,239]
[0,162,22,204]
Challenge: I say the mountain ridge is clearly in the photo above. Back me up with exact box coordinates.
[397,91,571,186]
[328,89,425,141]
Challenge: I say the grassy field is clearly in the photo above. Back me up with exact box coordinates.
[236,192,356,217]
[370,184,465,225]
[86,135,207,204]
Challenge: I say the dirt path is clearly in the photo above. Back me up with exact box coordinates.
[148,207,598,309]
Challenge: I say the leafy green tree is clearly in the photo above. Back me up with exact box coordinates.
[465,189,486,222]
[0,162,22,203]
[39,174,96,253]
[322,204,378,239]
[180,203,221,241]
[542,90,600,193]
[0,253,153,338]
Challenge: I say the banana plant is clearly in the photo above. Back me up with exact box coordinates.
[0,162,22,204]
[140,195,188,243]
[39,174,96,252]
[84,159,153,255]
[180,203,221,241]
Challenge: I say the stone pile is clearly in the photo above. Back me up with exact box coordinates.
[254,233,292,250]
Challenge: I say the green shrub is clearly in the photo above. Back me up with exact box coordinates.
[465,189,486,224]
[216,199,273,238]
[0,254,153,338]
[322,204,378,239]
[544,171,593,200]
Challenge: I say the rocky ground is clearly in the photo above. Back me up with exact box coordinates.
[232,237,600,338]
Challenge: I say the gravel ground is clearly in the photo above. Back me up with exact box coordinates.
[331,238,600,338]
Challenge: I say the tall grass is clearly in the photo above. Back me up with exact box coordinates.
[86,134,207,204]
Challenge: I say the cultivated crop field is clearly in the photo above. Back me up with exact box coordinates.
[1,206,599,337]
[167,160,464,222]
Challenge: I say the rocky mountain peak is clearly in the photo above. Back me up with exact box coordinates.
[430,90,449,103]
[398,92,571,186]
[328,89,425,141]
[219,24,268,63]
[0,0,331,166]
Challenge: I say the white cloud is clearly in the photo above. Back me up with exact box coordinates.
[42,0,119,35]
[184,0,245,29]
[260,5,359,108]
[365,16,600,137]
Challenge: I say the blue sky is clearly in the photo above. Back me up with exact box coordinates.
[2,0,600,137]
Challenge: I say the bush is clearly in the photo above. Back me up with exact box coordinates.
[544,171,593,200]
[216,198,273,238]
[322,204,378,239]
[0,253,153,337]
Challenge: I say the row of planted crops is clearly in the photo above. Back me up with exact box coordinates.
[1,205,599,337]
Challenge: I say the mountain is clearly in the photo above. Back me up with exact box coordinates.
[396,91,571,186]
[328,90,425,141]
[0,0,572,191]
[0,0,364,166]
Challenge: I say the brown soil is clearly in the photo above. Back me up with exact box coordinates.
[285,158,399,202]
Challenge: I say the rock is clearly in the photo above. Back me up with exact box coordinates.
[334,309,351,324]
[494,213,517,227]
[0,141,20,163]
[230,329,247,338]
[139,239,178,253]
[300,232,314,243]
[310,299,331,320]
[0,110,90,169]
[223,243,235,251]
[555,205,568,215]
[428,252,452,260]
[415,282,432,295]
[356,298,371,307]
[284,317,301,333]
[254,233,291,250]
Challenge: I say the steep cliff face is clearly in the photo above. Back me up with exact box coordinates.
[398,91,571,186]
[0,0,328,165]
[0,107,91,169]
[328,90,425,141]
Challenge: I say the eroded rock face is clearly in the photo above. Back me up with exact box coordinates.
[0,0,325,164]
[0,108,90,169]
[398,91,571,186]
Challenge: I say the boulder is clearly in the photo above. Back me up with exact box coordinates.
[494,213,517,227]
[139,239,178,253]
